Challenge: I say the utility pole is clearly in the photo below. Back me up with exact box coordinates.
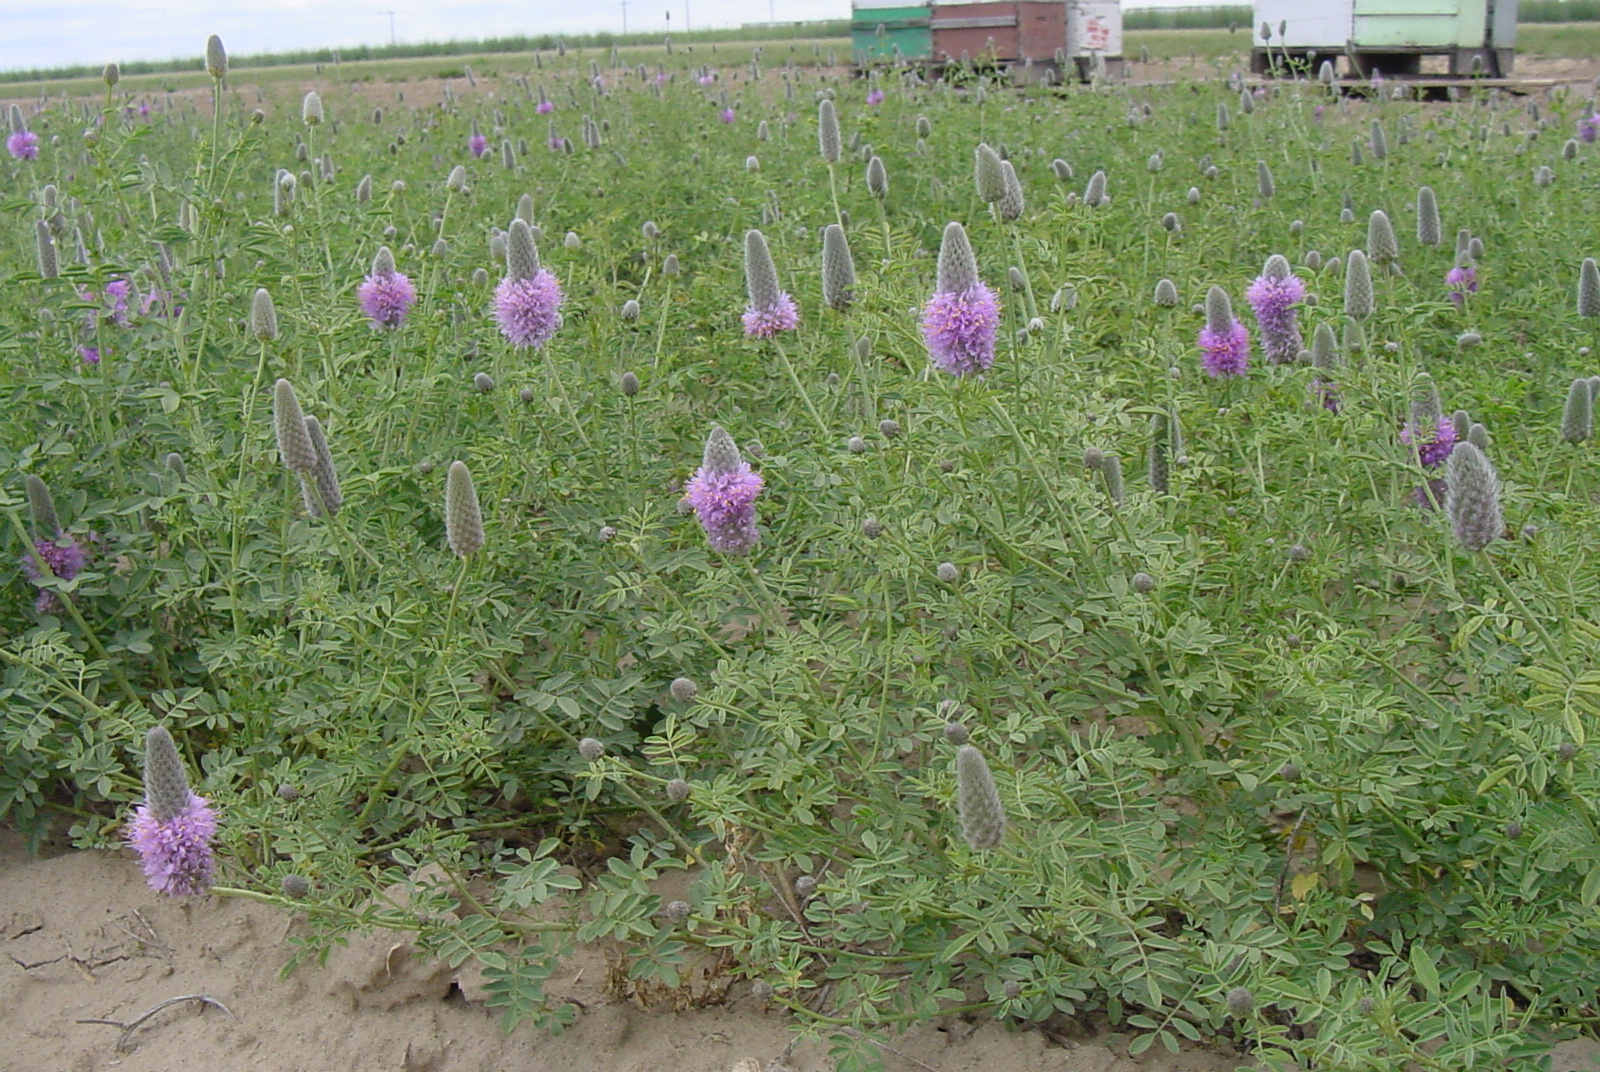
[769,0,775,27]
[621,0,628,33]
[383,11,396,46]
[685,0,690,31]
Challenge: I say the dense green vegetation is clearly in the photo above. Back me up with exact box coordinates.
[4,27,1600,1072]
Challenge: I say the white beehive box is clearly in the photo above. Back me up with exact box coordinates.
[1067,0,1122,57]
[1255,0,1354,49]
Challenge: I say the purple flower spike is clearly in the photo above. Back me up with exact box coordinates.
[7,131,39,160]
[867,89,885,105]
[1245,258,1306,364]
[105,279,132,326]
[536,99,555,114]
[1401,418,1457,468]
[359,270,417,329]
[1199,321,1251,378]
[1578,115,1598,144]
[742,293,799,338]
[494,269,565,349]
[21,533,87,615]
[922,286,1000,376]
[469,133,489,158]
[128,791,218,897]
[923,222,999,376]
[1445,264,1478,306]
[684,427,763,556]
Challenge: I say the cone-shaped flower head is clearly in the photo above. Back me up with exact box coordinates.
[301,91,323,125]
[273,379,316,473]
[866,155,888,200]
[683,426,763,556]
[1445,441,1502,552]
[955,744,1006,851]
[35,221,57,279]
[357,245,416,329]
[1198,285,1250,378]
[1083,169,1108,207]
[506,218,541,281]
[1246,254,1306,364]
[974,143,1005,203]
[1100,454,1125,506]
[302,415,342,516]
[127,725,217,896]
[820,223,856,313]
[1417,186,1441,245]
[922,222,999,377]
[444,460,485,557]
[1580,258,1600,318]
[1369,118,1388,161]
[1256,160,1275,200]
[250,287,278,341]
[1344,249,1374,320]
[1401,375,1457,468]
[142,725,190,822]
[817,99,841,163]
[741,229,798,337]
[494,227,564,350]
[24,473,61,538]
[1563,377,1594,443]
[205,34,227,80]
[1367,210,1400,266]
[1310,321,1339,371]
[1153,279,1179,307]
[997,160,1024,221]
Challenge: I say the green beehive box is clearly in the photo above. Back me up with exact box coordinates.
[852,5,934,63]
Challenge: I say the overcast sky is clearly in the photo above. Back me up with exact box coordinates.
[0,0,1195,73]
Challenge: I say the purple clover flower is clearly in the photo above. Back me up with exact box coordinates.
[683,428,763,556]
[720,107,736,124]
[536,99,555,114]
[1445,265,1478,307]
[1311,378,1340,413]
[867,89,885,105]
[494,269,565,349]
[20,533,87,615]
[80,346,101,366]
[1245,269,1306,364]
[741,292,799,338]
[922,285,1000,376]
[469,133,489,158]
[7,131,39,160]
[358,268,417,329]
[1401,418,1457,468]
[127,791,219,897]
[1578,115,1598,144]
[1198,321,1251,378]
[697,74,716,87]
[105,279,132,327]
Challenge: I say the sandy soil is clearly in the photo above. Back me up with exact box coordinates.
[1,826,1263,1072]
[9,827,1600,1072]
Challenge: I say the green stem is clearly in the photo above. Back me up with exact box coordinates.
[1479,550,1566,670]
[773,340,831,441]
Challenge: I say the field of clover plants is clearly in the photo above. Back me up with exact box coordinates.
[5,30,1600,1070]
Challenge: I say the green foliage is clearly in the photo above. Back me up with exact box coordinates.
[3,30,1600,1068]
